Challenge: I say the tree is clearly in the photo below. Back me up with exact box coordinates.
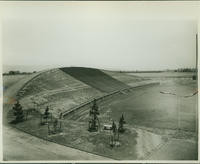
[110,121,119,147]
[53,119,58,132]
[118,114,126,133]
[88,99,100,132]
[112,121,117,134]
[41,106,51,125]
[44,106,50,123]
[13,101,24,123]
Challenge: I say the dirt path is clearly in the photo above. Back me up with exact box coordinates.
[3,73,111,161]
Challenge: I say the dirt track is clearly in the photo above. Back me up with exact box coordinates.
[3,73,111,161]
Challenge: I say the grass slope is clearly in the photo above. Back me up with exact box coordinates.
[60,67,129,93]
[17,69,89,98]
[17,69,104,117]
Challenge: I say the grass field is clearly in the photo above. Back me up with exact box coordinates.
[107,79,197,131]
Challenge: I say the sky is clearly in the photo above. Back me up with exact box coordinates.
[0,1,199,72]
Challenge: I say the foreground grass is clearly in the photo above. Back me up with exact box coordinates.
[8,109,167,160]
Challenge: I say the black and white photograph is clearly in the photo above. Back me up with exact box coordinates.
[0,1,199,161]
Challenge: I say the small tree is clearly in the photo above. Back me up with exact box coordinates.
[88,99,100,132]
[112,121,117,134]
[110,121,119,147]
[53,119,58,132]
[118,114,126,133]
[47,118,62,135]
[59,113,63,119]
[41,106,51,125]
[44,106,50,122]
[13,101,24,123]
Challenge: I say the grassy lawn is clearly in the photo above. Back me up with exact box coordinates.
[8,107,166,160]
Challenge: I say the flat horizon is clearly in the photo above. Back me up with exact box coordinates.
[2,64,197,73]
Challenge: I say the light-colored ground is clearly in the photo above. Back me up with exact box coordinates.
[3,72,111,161]
[3,126,111,161]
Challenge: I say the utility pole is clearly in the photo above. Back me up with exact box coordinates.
[196,34,198,75]
[193,34,198,80]
[177,96,181,131]
[196,33,198,134]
